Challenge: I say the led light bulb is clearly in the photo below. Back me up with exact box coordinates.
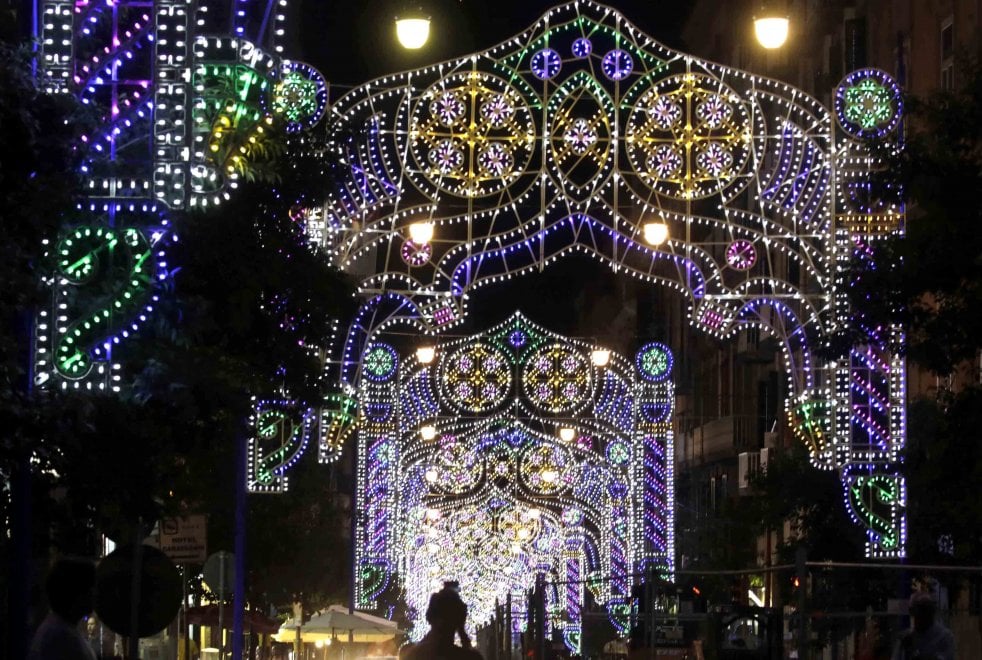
[591,348,611,367]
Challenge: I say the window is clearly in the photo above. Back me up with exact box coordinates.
[941,18,954,90]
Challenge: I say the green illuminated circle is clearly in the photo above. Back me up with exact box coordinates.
[636,342,673,382]
[363,344,397,381]
[273,72,318,123]
[843,79,894,130]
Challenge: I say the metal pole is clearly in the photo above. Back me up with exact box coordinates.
[129,523,144,660]
[233,433,247,659]
[218,553,225,659]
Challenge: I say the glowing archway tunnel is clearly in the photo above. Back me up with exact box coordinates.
[354,312,675,647]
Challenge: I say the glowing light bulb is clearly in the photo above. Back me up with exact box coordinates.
[408,221,434,244]
[754,16,789,49]
[416,346,436,364]
[643,222,669,246]
[527,508,541,520]
[425,468,438,483]
[395,17,430,50]
[591,348,611,367]
[559,427,576,442]
[541,469,559,483]
[420,425,437,441]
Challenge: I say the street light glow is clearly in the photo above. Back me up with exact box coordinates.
[643,221,669,246]
[754,16,789,49]
[408,221,434,244]
[396,17,430,50]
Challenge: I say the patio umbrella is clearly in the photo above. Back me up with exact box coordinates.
[272,605,403,644]
[184,604,281,634]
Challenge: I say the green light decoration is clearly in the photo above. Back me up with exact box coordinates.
[193,63,277,182]
[636,342,673,382]
[843,79,894,130]
[54,227,154,379]
[789,399,832,462]
[273,72,318,123]
[847,475,901,551]
[319,393,358,461]
[254,407,307,486]
[362,343,398,381]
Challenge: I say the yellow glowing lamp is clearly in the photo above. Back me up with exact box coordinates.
[643,221,669,246]
[754,15,789,49]
[395,16,430,50]
[408,221,434,244]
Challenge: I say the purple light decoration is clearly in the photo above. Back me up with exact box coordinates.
[448,214,707,300]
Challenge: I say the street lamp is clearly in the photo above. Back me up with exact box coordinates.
[591,348,611,367]
[754,2,789,49]
[643,221,669,246]
[395,8,430,50]
[416,345,436,364]
[408,221,434,245]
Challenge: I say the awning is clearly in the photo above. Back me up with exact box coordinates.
[272,605,403,644]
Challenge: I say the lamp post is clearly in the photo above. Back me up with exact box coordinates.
[754,2,789,50]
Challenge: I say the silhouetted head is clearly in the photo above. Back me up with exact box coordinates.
[46,557,96,623]
[909,591,937,632]
[425,585,467,637]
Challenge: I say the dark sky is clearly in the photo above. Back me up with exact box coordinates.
[297,0,693,87]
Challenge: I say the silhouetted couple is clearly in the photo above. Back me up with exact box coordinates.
[402,582,482,660]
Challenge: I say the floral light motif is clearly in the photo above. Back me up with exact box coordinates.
[834,68,903,139]
[441,342,512,412]
[430,91,467,126]
[428,139,465,174]
[626,73,752,199]
[478,142,515,177]
[564,118,600,155]
[523,343,592,413]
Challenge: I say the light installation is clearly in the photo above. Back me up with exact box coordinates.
[36,0,907,584]
[353,313,675,651]
[305,3,907,560]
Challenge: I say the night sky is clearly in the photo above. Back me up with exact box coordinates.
[297,0,693,88]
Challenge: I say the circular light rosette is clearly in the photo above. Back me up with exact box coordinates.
[362,343,398,382]
[636,341,673,383]
[626,73,756,200]
[440,342,512,412]
[272,61,328,132]
[408,72,535,198]
[834,68,903,140]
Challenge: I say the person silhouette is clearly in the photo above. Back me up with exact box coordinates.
[892,591,955,660]
[402,581,483,660]
[28,557,98,660]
